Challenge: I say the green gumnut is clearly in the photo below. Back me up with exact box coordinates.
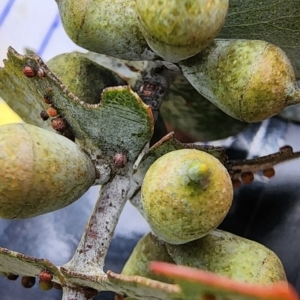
[47,53,125,104]
[122,232,175,284]
[136,0,228,62]
[0,123,95,219]
[55,0,153,61]
[166,229,287,284]
[180,39,300,123]
[141,149,233,245]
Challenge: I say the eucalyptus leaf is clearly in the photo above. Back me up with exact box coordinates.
[161,73,247,142]
[0,48,154,162]
[218,0,300,78]
[0,245,297,300]
[0,50,53,131]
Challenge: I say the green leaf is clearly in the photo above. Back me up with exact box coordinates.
[0,247,64,284]
[160,73,247,141]
[0,48,154,162]
[0,49,53,131]
[0,247,179,299]
[218,0,300,78]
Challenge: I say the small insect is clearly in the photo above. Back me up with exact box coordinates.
[43,94,53,104]
[241,171,254,184]
[23,65,36,78]
[6,273,19,280]
[51,117,67,132]
[21,276,36,289]
[40,110,49,121]
[39,270,53,283]
[263,168,275,178]
[47,107,58,117]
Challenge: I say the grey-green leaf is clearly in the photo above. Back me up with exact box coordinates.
[218,0,300,78]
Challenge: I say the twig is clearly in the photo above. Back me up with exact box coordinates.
[227,146,300,179]
[64,174,131,273]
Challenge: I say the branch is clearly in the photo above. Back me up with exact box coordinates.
[64,173,131,273]
[227,146,300,180]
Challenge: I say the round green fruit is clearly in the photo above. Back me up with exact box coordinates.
[167,229,287,284]
[0,123,95,219]
[47,53,125,104]
[180,39,300,122]
[55,0,152,60]
[123,230,286,285]
[136,0,228,62]
[122,232,175,284]
[141,149,233,244]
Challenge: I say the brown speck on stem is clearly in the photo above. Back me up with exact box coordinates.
[232,178,242,188]
[113,153,127,168]
[21,276,36,288]
[51,117,67,132]
[40,110,49,121]
[279,145,293,154]
[241,171,254,184]
[43,94,53,104]
[7,273,19,280]
[47,106,58,117]
[263,167,275,178]
[39,270,53,282]
[23,65,36,78]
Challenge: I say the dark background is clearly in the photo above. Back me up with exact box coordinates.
[1,116,300,299]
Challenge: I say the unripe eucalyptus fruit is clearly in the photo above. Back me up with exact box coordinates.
[122,232,175,284]
[141,149,233,245]
[47,53,125,104]
[0,123,95,219]
[55,0,152,60]
[123,231,286,285]
[166,230,287,284]
[136,0,228,62]
[180,39,300,122]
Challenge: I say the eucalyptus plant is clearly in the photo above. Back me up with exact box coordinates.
[1,1,300,300]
